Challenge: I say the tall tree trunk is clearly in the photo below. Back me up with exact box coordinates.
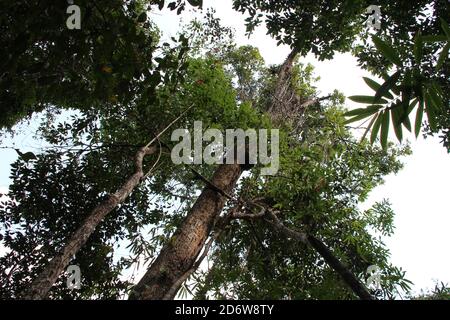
[129,163,243,299]
[23,145,157,299]
[130,49,301,300]
[267,48,299,121]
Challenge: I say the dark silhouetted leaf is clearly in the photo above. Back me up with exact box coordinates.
[361,114,378,142]
[401,99,417,132]
[363,77,381,91]
[380,110,390,150]
[363,77,394,99]
[15,149,37,162]
[137,12,147,23]
[344,105,382,124]
[187,0,203,8]
[375,71,401,101]
[348,96,388,104]
[441,18,450,40]
[428,84,444,110]
[344,105,382,117]
[424,91,437,131]
[373,36,402,66]
[415,100,424,138]
[391,104,403,142]
[436,43,449,70]
[414,32,423,63]
[370,113,383,144]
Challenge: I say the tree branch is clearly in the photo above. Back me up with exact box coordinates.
[264,208,375,300]
[23,106,192,299]
[179,158,375,300]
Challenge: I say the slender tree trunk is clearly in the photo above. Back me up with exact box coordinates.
[264,209,374,300]
[129,163,243,299]
[130,49,301,300]
[307,235,374,300]
[23,145,157,299]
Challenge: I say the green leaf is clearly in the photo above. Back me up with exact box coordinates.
[344,108,368,117]
[402,114,412,132]
[421,35,447,42]
[363,77,394,99]
[424,91,437,131]
[401,99,417,132]
[344,105,382,117]
[428,84,444,110]
[414,32,423,63]
[380,110,390,150]
[348,95,388,104]
[361,114,378,142]
[375,71,401,101]
[398,70,414,122]
[403,68,413,87]
[345,112,375,124]
[137,12,147,23]
[440,18,450,40]
[391,105,403,142]
[363,77,381,91]
[406,98,418,116]
[432,81,444,96]
[370,113,383,144]
[436,43,449,70]
[415,100,424,138]
[372,36,403,66]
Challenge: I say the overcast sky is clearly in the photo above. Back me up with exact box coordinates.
[0,0,448,296]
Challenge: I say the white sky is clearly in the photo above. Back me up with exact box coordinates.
[0,0,448,296]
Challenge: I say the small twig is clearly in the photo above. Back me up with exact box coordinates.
[230,207,266,220]
[143,138,162,180]
[190,168,233,199]
[144,105,194,149]
[359,114,378,143]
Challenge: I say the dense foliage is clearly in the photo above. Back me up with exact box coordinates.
[0,1,448,300]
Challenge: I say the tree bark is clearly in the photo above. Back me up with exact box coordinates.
[307,235,374,300]
[23,145,157,299]
[129,163,243,299]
